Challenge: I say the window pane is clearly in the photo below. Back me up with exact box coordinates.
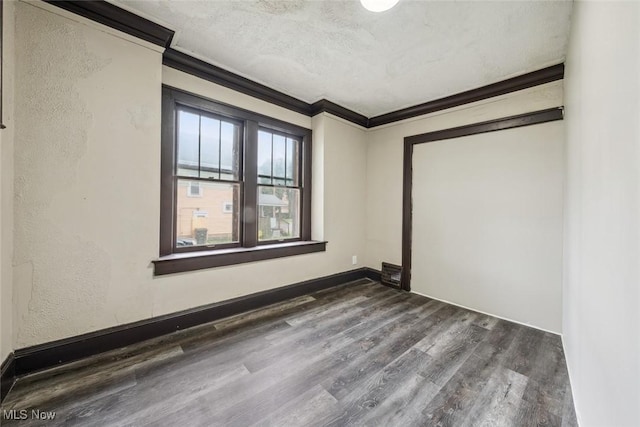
[220,121,239,181]
[286,137,299,186]
[258,186,300,241]
[272,134,286,180]
[257,129,300,187]
[200,116,220,179]
[176,179,240,247]
[258,130,272,182]
[177,110,200,177]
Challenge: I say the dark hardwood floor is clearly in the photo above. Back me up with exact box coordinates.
[1,279,578,426]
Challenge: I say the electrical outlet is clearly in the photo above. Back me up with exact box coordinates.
[352,255,358,265]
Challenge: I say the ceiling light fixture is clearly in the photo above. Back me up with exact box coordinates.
[360,0,399,13]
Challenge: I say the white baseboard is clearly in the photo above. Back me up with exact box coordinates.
[409,290,561,335]
[561,335,582,426]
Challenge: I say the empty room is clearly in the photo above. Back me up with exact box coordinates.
[0,0,638,426]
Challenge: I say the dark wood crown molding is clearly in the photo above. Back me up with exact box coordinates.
[44,0,174,48]
[44,1,564,128]
[369,64,565,128]
[164,48,370,125]
[163,48,312,116]
[163,53,563,129]
[401,107,564,291]
[309,99,369,128]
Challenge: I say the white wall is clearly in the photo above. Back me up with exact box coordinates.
[364,81,564,270]
[563,1,640,426]
[12,1,367,348]
[412,121,564,333]
[364,82,564,332]
[1,0,15,363]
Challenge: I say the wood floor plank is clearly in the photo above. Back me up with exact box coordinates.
[561,382,579,427]
[250,384,338,427]
[1,281,578,427]
[419,324,488,386]
[521,333,570,418]
[113,362,251,426]
[501,327,546,377]
[360,371,441,427]
[207,307,444,427]
[309,278,375,300]
[473,313,501,331]
[212,294,316,330]
[462,367,529,427]
[3,345,182,410]
[514,400,563,427]
[244,291,419,373]
[418,321,522,426]
[322,305,451,400]
[317,348,433,426]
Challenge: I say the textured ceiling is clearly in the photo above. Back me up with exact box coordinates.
[111,0,573,117]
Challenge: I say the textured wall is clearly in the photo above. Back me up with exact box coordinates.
[1,0,16,363]
[563,1,640,425]
[13,2,367,348]
[13,1,162,347]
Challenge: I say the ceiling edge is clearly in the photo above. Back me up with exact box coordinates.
[45,0,564,130]
[368,64,565,128]
[163,48,312,116]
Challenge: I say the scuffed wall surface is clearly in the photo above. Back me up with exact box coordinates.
[13,3,368,348]
[1,0,16,362]
[13,2,161,347]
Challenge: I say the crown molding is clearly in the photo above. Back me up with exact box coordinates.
[369,64,565,128]
[43,0,174,47]
[309,99,369,128]
[162,48,312,116]
[44,1,564,129]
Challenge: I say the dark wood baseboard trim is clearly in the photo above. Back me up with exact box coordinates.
[401,108,564,292]
[11,268,379,378]
[1,352,15,403]
[363,267,382,282]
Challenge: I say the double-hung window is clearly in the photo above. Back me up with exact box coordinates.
[156,87,325,275]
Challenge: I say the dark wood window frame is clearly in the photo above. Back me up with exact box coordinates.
[154,86,325,275]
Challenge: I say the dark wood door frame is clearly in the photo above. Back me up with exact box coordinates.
[400,107,564,291]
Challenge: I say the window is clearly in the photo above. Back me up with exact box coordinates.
[257,129,301,241]
[222,202,233,213]
[156,87,325,275]
[187,181,203,197]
